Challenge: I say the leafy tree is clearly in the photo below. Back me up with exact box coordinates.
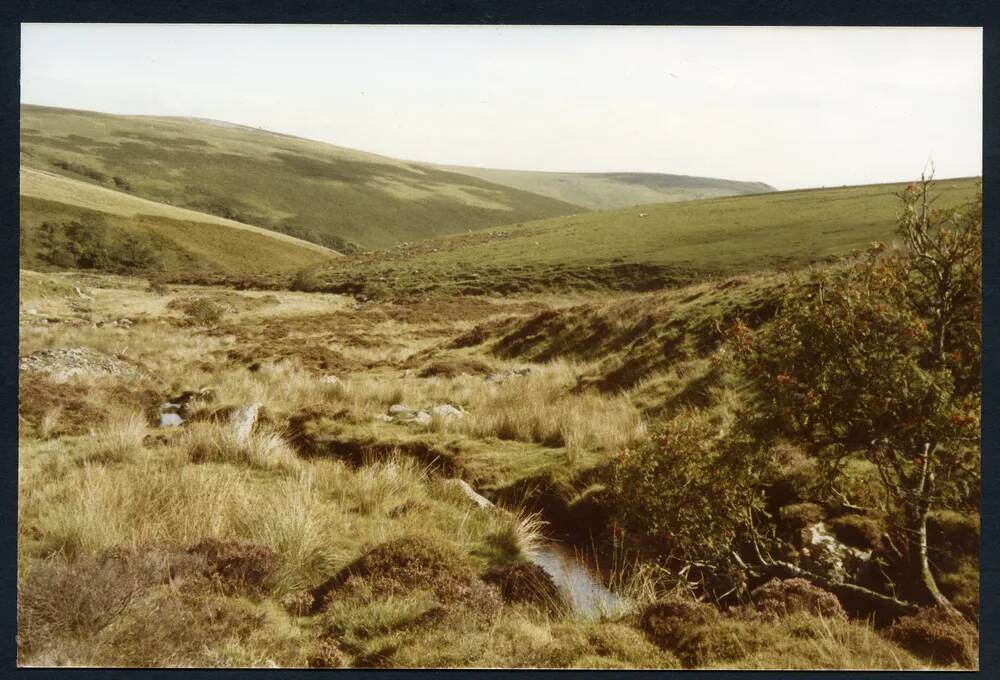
[733,176,981,612]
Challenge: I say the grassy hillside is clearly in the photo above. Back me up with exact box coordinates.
[20,168,336,279]
[301,177,981,298]
[434,165,774,209]
[20,104,583,251]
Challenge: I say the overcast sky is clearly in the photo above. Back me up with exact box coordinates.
[21,24,982,190]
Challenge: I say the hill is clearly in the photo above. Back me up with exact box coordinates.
[20,167,337,279]
[20,104,583,252]
[301,177,982,298]
[433,165,774,209]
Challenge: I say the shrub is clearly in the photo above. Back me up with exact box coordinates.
[887,606,978,668]
[828,513,885,551]
[608,410,766,567]
[176,298,227,326]
[17,548,207,659]
[749,578,846,622]
[639,595,720,651]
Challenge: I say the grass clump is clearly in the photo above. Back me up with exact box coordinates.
[308,533,501,617]
[482,562,565,613]
[887,606,979,668]
[677,613,921,669]
[181,422,299,472]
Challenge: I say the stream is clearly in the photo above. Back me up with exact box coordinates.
[531,542,630,618]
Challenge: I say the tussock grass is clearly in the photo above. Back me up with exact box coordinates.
[82,410,148,464]
[181,422,299,473]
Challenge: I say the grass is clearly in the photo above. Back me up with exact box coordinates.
[17,240,977,668]
[301,176,981,298]
[21,103,582,252]
[433,163,773,210]
[19,173,335,280]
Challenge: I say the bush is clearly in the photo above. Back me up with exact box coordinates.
[828,513,885,551]
[887,606,978,668]
[17,549,207,659]
[639,595,720,651]
[175,298,227,326]
[609,410,765,567]
[749,578,846,622]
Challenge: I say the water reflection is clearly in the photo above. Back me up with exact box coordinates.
[531,543,630,618]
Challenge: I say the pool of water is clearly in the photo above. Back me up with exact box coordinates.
[531,543,630,618]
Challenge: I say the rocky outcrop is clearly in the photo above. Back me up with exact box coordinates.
[19,347,142,381]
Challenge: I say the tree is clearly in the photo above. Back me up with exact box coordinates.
[733,176,981,613]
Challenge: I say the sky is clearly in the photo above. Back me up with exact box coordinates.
[20,24,982,190]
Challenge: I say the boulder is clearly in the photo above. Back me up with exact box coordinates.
[159,412,183,428]
[444,478,494,509]
[231,402,261,443]
[800,522,872,583]
[431,404,465,420]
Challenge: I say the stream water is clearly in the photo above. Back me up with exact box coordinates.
[531,543,630,618]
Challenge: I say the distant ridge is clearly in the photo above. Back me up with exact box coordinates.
[433,164,775,210]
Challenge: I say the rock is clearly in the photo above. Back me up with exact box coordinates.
[444,478,494,509]
[375,414,394,423]
[18,347,142,380]
[485,367,532,384]
[159,412,183,428]
[230,402,261,443]
[431,404,465,420]
[24,307,38,315]
[385,404,431,425]
[320,375,341,385]
[800,522,872,583]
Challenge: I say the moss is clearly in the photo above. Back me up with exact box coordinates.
[777,502,826,534]
[827,513,885,550]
